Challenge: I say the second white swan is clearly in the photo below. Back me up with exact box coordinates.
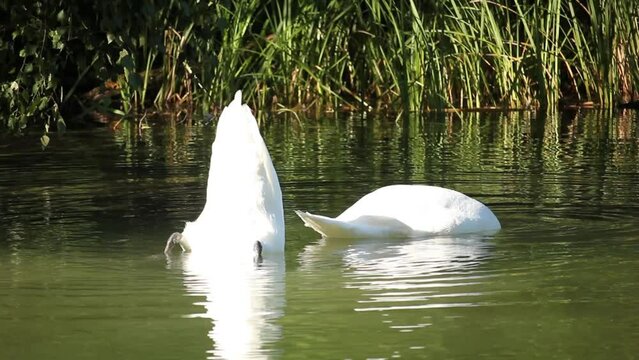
[296,185,500,238]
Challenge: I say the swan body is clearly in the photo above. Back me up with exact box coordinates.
[295,185,500,238]
[166,91,284,257]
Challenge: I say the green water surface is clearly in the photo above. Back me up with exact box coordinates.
[1,110,638,359]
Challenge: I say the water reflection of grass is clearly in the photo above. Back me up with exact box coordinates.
[2,111,637,255]
[269,110,639,223]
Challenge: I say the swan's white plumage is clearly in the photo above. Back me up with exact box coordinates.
[296,185,500,238]
[179,90,284,255]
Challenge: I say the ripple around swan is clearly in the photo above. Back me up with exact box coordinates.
[308,221,639,318]
[300,235,497,314]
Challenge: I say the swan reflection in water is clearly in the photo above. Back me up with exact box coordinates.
[167,252,285,360]
[300,235,494,313]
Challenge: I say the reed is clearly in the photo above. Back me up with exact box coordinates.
[201,0,639,112]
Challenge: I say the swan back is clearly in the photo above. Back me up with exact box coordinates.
[184,91,284,254]
[336,185,500,235]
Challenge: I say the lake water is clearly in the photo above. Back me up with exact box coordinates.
[1,110,638,359]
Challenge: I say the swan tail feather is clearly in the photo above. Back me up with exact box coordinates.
[294,210,354,238]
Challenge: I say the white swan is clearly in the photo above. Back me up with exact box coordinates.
[165,91,285,258]
[295,185,500,238]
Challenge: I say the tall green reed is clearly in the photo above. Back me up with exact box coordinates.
[3,0,639,131]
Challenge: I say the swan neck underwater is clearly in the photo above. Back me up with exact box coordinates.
[165,90,284,259]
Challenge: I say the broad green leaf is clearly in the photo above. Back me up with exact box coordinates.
[57,117,67,133]
[118,50,135,69]
[56,9,66,23]
[50,29,64,50]
[40,134,50,148]
[128,73,143,91]
[38,97,49,111]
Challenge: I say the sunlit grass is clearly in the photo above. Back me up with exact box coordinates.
[169,0,637,113]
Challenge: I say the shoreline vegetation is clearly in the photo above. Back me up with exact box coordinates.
[1,0,638,132]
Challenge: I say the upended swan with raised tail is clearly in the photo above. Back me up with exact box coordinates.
[295,185,500,238]
[165,91,284,258]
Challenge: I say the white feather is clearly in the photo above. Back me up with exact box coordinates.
[178,90,285,256]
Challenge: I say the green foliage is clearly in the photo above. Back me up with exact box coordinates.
[1,0,639,131]
[0,0,211,130]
